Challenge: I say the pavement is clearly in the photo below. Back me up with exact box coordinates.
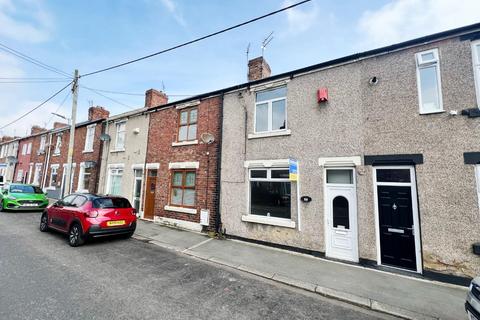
[134,219,469,320]
[0,210,397,320]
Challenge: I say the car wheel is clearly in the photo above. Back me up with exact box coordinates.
[0,200,5,212]
[122,232,134,239]
[40,213,49,232]
[68,223,85,247]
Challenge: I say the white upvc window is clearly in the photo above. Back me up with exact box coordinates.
[254,86,287,133]
[248,167,292,219]
[22,144,27,155]
[114,121,126,151]
[415,48,443,114]
[471,40,480,108]
[107,166,124,195]
[84,124,96,152]
[16,169,23,182]
[33,163,42,186]
[54,134,62,155]
[50,165,59,188]
[26,142,32,155]
[39,135,46,153]
[77,162,92,193]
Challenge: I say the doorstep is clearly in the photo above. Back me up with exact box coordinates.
[134,220,467,320]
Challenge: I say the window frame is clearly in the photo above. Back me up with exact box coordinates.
[107,166,124,195]
[177,108,198,142]
[77,162,92,193]
[471,40,480,109]
[248,167,292,219]
[83,124,96,152]
[476,165,480,215]
[415,48,444,114]
[54,134,62,155]
[50,165,59,188]
[169,169,196,208]
[39,135,46,153]
[26,142,32,155]
[114,121,126,151]
[254,86,287,134]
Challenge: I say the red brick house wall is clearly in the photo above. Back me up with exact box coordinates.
[44,121,105,196]
[145,96,222,231]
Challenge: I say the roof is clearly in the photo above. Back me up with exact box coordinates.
[145,22,480,113]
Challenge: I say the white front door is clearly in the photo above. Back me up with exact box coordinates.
[325,168,359,262]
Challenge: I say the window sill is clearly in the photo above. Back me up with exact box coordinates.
[82,150,93,154]
[52,153,60,157]
[164,205,197,215]
[110,149,125,153]
[248,129,291,140]
[419,110,445,115]
[241,215,296,228]
[75,189,89,193]
[172,140,198,147]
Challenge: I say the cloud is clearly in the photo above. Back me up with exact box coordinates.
[0,0,53,43]
[358,0,480,48]
[159,0,187,27]
[282,0,321,35]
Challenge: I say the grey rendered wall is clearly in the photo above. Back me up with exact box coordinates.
[220,36,480,277]
[98,112,149,205]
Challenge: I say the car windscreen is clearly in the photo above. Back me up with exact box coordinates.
[93,197,132,209]
[10,185,43,194]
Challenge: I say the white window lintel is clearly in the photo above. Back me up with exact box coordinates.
[318,156,362,167]
[244,159,289,168]
[169,161,199,169]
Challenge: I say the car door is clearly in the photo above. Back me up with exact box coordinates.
[68,195,88,227]
[55,195,77,231]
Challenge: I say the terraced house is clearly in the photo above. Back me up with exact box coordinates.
[0,137,19,185]
[219,23,480,280]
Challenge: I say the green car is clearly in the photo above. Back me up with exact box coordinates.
[0,184,49,211]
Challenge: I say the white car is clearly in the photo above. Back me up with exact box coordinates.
[466,277,480,320]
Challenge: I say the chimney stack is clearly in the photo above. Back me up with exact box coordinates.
[53,122,68,130]
[145,89,168,109]
[88,106,110,121]
[30,125,46,135]
[248,57,271,81]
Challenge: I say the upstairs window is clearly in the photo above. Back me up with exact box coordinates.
[26,142,32,155]
[178,108,197,142]
[255,86,287,133]
[54,135,62,155]
[22,144,27,156]
[114,121,126,151]
[416,49,443,114]
[39,135,46,153]
[84,124,96,152]
[472,40,480,108]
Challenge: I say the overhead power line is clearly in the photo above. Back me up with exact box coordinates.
[0,42,72,78]
[81,86,197,97]
[0,81,73,130]
[45,89,72,128]
[80,85,136,110]
[0,79,72,84]
[80,0,311,78]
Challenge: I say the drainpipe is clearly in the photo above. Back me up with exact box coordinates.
[100,119,110,194]
[214,94,224,234]
[93,121,105,194]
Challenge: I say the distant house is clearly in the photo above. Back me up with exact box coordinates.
[0,137,19,184]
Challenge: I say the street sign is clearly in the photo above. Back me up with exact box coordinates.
[289,158,298,181]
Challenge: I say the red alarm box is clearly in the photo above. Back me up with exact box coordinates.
[317,88,328,103]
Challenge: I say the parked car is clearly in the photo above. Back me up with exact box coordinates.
[467,277,480,320]
[0,183,49,211]
[40,193,136,247]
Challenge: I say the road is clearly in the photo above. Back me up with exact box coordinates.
[0,211,399,320]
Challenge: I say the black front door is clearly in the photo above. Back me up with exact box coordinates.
[377,185,416,270]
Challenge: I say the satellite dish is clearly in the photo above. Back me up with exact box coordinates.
[200,132,215,144]
[100,134,111,141]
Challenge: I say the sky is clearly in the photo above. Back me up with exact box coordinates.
[0,0,479,137]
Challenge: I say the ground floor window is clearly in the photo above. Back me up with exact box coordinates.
[133,169,143,212]
[78,164,92,192]
[249,168,291,219]
[170,170,196,207]
[50,166,59,187]
[16,170,23,182]
[108,168,123,195]
[33,164,42,186]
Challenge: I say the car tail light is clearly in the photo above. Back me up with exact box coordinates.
[85,210,98,218]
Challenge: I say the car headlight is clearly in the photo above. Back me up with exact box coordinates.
[7,195,16,200]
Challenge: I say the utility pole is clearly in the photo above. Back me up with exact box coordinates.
[64,69,78,196]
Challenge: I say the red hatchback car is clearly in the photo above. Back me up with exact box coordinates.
[40,193,137,247]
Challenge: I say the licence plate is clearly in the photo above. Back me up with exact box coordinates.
[469,311,479,320]
[24,203,38,207]
[107,220,125,227]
